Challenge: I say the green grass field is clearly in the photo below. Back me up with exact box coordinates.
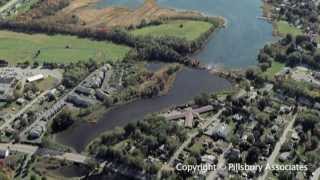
[35,76,58,91]
[0,31,131,64]
[131,20,214,41]
[263,61,285,79]
[275,21,303,36]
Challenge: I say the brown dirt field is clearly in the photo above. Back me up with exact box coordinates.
[56,0,203,28]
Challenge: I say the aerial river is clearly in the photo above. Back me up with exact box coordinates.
[97,0,275,68]
[55,0,274,152]
[56,68,231,151]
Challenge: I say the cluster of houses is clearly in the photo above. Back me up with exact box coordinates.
[24,89,66,141]
[67,65,111,108]
[0,76,17,101]
[168,83,302,179]
[0,0,35,17]
[0,66,46,103]
[267,0,319,37]
[163,104,220,128]
[4,86,64,142]
[28,121,46,140]
[0,72,18,101]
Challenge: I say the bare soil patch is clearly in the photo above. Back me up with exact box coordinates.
[18,0,204,28]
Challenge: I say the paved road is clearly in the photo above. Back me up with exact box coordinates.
[258,113,297,180]
[0,143,90,164]
[206,144,232,180]
[157,109,224,179]
[311,167,320,180]
[53,152,89,164]
[0,90,49,131]
[20,66,106,138]
[0,143,38,154]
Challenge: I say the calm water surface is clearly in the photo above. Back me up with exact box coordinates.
[56,0,274,151]
[97,0,275,68]
[55,68,231,152]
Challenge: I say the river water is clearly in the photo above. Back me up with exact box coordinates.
[97,0,275,68]
[56,68,231,152]
[55,0,274,152]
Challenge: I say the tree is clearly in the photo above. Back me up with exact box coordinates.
[124,123,136,136]
[245,68,256,80]
[24,82,39,93]
[287,52,301,67]
[103,96,113,107]
[296,111,318,132]
[194,93,210,106]
[258,52,270,63]
[246,146,260,164]
[278,171,294,180]
[313,52,320,62]
[142,135,158,154]
[305,136,319,151]
[32,61,39,68]
[256,112,269,125]
[304,41,315,52]
[295,35,309,45]
[274,53,287,62]
[30,175,37,180]
[51,109,75,133]
[286,44,296,55]
[259,62,269,72]
[257,98,269,110]
[285,34,293,44]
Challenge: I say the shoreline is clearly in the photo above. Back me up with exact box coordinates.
[54,65,232,153]
[53,0,273,154]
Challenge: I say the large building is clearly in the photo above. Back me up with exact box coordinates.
[26,74,44,83]
[0,76,17,101]
[67,94,93,108]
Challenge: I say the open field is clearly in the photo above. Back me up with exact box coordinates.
[0,30,131,64]
[22,0,204,28]
[263,61,285,79]
[35,75,59,91]
[131,20,213,41]
[65,0,202,28]
[275,21,303,36]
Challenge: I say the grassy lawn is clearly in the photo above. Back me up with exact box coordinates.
[187,142,204,155]
[0,31,131,64]
[287,78,320,98]
[35,76,59,91]
[275,21,303,36]
[131,20,214,41]
[263,61,285,79]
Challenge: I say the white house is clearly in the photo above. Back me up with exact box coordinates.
[26,74,44,82]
